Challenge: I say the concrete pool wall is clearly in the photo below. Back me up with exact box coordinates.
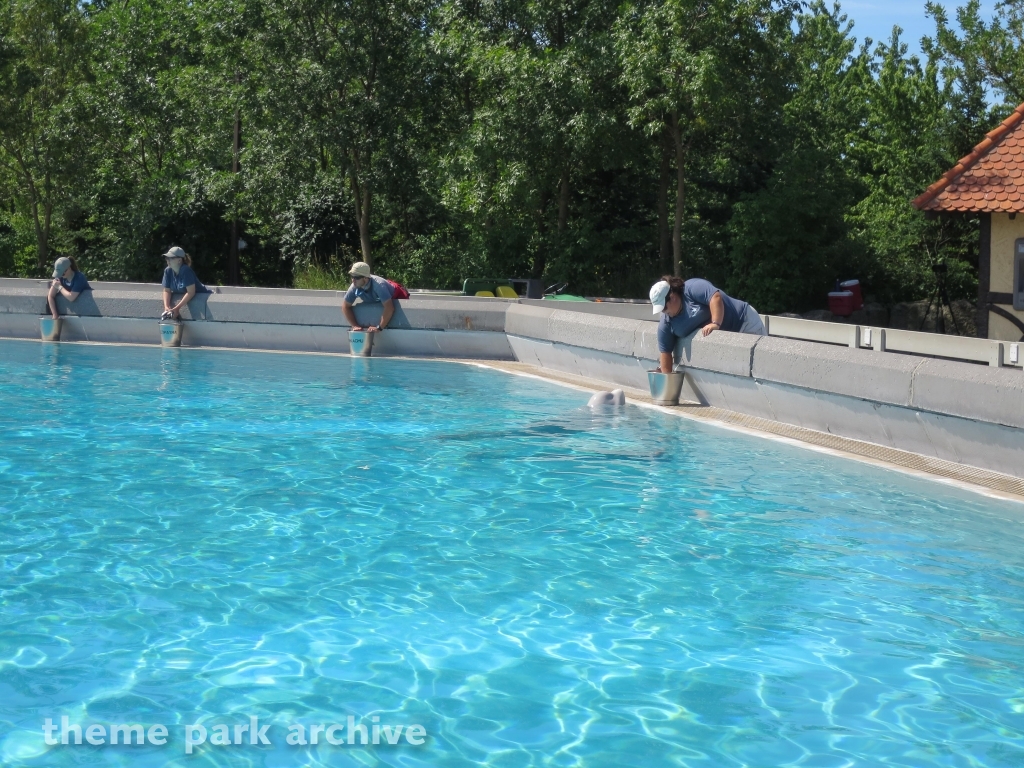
[2,278,1022,480]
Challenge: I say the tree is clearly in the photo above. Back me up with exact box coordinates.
[727,2,866,312]
[927,0,1024,104]
[616,0,782,277]
[433,0,629,283]
[0,0,90,270]
[848,25,987,304]
[253,0,431,269]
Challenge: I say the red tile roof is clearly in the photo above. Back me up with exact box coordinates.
[913,103,1024,212]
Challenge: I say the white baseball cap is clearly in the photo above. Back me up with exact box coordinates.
[163,246,186,260]
[649,280,670,314]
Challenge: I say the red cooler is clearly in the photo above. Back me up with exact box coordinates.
[839,279,863,309]
[828,291,855,316]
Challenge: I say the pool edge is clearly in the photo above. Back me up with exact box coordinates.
[5,335,1022,504]
[466,358,1024,506]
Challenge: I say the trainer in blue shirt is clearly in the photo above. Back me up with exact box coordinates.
[47,256,91,320]
[652,276,765,373]
[160,246,210,320]
[342,261,395,332]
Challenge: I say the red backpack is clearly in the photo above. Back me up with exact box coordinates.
[386,279,410,300]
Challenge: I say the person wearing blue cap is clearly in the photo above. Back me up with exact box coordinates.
[651,276,764,373]
[46,256,91,320]
[160,247,210,320]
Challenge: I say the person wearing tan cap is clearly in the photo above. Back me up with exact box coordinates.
[341,261,400,332]
[46,256,91,320]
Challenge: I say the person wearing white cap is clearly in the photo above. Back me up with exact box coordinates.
[341,261,408,332]
[160,246,210,320]
[46,256,91,320]
[651,275,765,373]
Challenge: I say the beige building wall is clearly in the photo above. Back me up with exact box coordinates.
[987,213,1024,340]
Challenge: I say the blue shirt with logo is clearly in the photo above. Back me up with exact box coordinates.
[60,271,90,294]
[657,279,749,353]
[343,275,394,305]
[161,264,210,294]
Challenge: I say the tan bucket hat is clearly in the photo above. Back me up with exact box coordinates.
[349,261,371,278]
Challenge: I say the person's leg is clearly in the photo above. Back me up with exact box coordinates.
[178,293,193,315]
[739,305,766,335]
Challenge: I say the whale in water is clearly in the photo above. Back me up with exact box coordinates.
[587,389,625,407]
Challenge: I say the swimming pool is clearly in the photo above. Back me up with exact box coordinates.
[1,339,1022,767]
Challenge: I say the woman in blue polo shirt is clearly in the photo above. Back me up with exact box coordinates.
[46,256,91,320]
[652,276,765,373]
[160,246,210,320]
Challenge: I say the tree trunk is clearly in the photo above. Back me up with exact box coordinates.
[558,166,570,233]
[34,220,48,270]
[532,190,550,279]
[32,173,52,270]
[30,194,46,270]
[359,184,372,267]
[671,111,685,278]
[658,125,671,276]
[41,200,53,270]
[349,150,372,269]
[9,147,49,270]
[229,92,242,285]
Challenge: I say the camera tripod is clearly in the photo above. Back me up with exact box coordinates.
[920,263,961,335]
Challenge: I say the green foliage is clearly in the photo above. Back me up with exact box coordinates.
[848,22,987,304]
[0,215,16,275]
[0,0,1014,312]
[0,0,91,272]
[725,4,863,312]
[293,261,351,290]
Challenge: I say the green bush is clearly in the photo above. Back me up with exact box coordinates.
[293,262,352,291]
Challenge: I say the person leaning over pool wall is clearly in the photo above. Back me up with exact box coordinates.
[160,246,210,321]
[46,256,91,320]
[341,261,409,332]
[652,276,766,374]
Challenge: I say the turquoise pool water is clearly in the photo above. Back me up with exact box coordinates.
[0,340,1022,767]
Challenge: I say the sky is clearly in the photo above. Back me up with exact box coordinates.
[840,0,997,58]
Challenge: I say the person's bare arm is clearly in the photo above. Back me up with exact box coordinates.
[659,352,674,374]
[47,280,82,319]
[49,280,80,301]
[342,301,363,331]
[372,299,394,331]
[701,291,725,336]
[47,281,61,319]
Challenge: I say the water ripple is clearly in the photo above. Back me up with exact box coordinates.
[0,341,1022,767]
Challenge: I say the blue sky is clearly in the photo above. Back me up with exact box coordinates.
[840,0,996,58]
